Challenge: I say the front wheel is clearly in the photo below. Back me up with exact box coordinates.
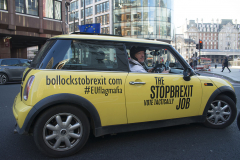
[33,105,90,158]
[204,95,236,129]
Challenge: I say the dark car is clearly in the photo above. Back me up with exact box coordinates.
[0,58,30,84]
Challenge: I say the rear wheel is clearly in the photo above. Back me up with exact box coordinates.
[0,73,8,85]
[237,112,240,131]
[204,95,236,129]
[33,105,90,157]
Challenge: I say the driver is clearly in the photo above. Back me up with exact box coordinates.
[129,46,169,73]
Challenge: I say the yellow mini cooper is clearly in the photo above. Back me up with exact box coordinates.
[13,34,237,157]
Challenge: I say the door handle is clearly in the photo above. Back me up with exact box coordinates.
[129,81,146,85]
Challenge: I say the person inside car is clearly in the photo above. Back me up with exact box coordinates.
[129,46,169,73]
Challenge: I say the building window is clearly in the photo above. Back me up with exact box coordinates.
[86,18,93,24]
[70,0,79,12]
[69,11,79,22]
[0,0,7,10]
[101,27,109,34]
[83,7,92,17]
[69,21,79,33]
[15,0,38,16]
[43,0,61,20]
[95,1,109,15]
[95,14,109,25]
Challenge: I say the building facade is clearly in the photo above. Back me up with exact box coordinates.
[174,19,240,63]
[69,0,175,43]
[113,0,174,42]
[0,0,69,59]
[68,0,112,34]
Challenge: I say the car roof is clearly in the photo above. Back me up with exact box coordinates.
[50,34,170,46]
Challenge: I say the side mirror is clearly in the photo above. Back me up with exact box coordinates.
[183,68,192,81]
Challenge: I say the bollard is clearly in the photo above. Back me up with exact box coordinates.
[215,64,217,69]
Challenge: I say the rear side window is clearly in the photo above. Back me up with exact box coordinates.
[41,40,128,71]
[1,59,20,66]
[57,40,118,70]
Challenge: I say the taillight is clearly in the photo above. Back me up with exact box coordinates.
[23,76,35,101]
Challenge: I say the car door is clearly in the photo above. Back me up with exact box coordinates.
[125,46,202,124]
[41,39,130,127]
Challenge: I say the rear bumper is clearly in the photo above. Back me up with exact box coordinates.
[12,93,32,134]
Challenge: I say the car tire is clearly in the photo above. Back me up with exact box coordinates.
[204,95,236,129]
[237,112,240,131]
[0,73,8,85]
[33,105,90,158]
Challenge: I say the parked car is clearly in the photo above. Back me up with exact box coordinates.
[0,58,30,84]
[12,34,237,157]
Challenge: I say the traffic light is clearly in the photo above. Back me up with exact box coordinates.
[196,44,199,49]
[199,40,203,49]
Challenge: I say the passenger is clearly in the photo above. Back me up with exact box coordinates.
[129,46,169,73]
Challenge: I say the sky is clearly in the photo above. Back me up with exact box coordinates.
[174,0,240,27]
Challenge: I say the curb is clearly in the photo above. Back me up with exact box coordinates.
[199,71,240,83]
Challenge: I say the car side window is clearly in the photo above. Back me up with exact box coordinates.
[56,40,119,71]
[19,59,30,66]
[146,48,184,74]
[127,43,184,74]
[1,59,20,66]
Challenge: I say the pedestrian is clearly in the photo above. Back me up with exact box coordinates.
[221,57,231,73]
[191,56,196,70]
[189,59,193,68]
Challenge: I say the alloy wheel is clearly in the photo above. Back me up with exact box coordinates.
[43,113,83,151]
[206,100,231,125]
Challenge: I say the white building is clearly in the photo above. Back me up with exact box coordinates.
[174,19,240,63]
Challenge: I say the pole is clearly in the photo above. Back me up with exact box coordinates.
[189,36,190,62]
[84,0,86,25]
[175,34,176,50]
[199,39,201,65]
[74,16,75,33]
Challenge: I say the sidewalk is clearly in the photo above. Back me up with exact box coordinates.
[199,66,240,83]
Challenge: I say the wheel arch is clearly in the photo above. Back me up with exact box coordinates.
[21,93,101,136]
[202,86,236,116]
[0,71,9,78]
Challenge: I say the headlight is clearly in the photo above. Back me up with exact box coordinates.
[23,76,35,101]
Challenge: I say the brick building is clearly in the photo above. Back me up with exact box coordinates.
[0,0,70,59]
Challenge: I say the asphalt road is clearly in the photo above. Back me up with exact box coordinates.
[0,77,240,160]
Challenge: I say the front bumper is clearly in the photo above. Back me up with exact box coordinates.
[12,93,32,134]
